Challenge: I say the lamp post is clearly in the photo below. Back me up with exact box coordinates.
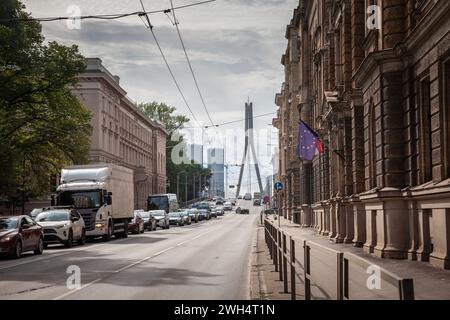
[177,171,186,204]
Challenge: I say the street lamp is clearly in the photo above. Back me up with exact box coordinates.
[176,171,187,205]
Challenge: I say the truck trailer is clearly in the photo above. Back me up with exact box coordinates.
[54,164,134,240]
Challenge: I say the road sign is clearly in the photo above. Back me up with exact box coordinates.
[274,181,284,191]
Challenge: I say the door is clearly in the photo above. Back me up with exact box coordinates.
[25,216,40,249]
[20,217,33,250]
[71,211,83,238]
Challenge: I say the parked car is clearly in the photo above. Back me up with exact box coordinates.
[197,202,212,212]
[35,208,86,248]
[0,216,44,258]
[236,207,250,214]
[129,211,145,234]
[223,202,233,211]
[29,208,46,221]
[138,210,156,231]
[210,209,218,218]
[187,208,199,223]
[215,198,224,205]
[198,209,211,221]
[169,212,184,226]
[150,210,170,229]
[216,208,225,216]
[253,199,261,206]
[179,211,192,225]
[237,196,242,199]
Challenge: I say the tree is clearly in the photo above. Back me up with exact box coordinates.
[0,0,92,213]
[138,102,211,203]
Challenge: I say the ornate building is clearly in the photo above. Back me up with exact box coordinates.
[73,58,168,210]
[275,0,450,269]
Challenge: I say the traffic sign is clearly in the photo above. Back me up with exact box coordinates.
[274,181,284,191]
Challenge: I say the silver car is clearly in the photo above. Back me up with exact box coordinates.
[36,209,86,248]
[150,210,170,229]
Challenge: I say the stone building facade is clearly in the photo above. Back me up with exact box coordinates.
[73,58,168,210]
[274,0,450,269]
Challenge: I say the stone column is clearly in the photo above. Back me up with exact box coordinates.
[332,200,346,243]
[415,209,432,262]
[429,208,450,269]
[373,198,409,259]
[344,202,355,244]
[351,197,366,247]
[323,204,330,236]
[364,209,377,254]
[407,198,420,260]
[329,201,337,239]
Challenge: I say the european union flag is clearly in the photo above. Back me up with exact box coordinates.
[296,120,324,161]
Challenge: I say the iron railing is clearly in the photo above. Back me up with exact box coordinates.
[263,219,414,300]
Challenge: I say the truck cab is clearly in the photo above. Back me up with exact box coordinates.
[55,164,134,241]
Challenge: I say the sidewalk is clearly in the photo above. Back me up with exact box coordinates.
[255,215,450,300]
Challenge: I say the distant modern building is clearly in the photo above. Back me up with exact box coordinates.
[72,58,168,210]
[188,144,204,165]
[207,148,225,197]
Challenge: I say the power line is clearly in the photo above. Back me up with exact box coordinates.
[169,0,216,129]
[183,111,277,129]
[138,0,200,127]
[0,0,216,22]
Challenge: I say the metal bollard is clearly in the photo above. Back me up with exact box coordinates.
[290,237,296,300]
[283,233,288,293]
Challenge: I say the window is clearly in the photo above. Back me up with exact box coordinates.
[444,59,450,178]
[419,76,432,182]
[368,98,377,189]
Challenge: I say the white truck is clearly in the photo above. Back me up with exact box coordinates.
[54,164,134,241]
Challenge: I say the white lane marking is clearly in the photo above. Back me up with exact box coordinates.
[0,242,109,271]
[53,278,102,300]
[151,246,175,258]
[191,228,217,240]
[176,241,186,246]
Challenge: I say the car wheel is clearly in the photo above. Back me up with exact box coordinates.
[34,237,44,255]
[43,243,48,249]
[146,225,151,232]
[103,221,112,241]
[166,223,170,229]
[65,230,73,248]
[78,229,86,246]
[12,240,22,259]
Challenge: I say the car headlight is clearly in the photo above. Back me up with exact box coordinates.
[95,223,105,229]
[0,236,12,242]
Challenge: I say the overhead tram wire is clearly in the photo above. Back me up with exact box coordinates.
[168,0,216,129]
[138,0,201,127]
[0,0,217,23]
[183,111,277,129]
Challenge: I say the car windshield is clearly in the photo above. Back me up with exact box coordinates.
[148,196,169,212]
[150,211,165,217]
[169,213,180,217]
[197,203,210,210]
[0,217,18,230]
[139,212,150,218]
[36,211,70,222]
[58,190,102,209]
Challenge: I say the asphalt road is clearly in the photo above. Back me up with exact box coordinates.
[0,200,260,300]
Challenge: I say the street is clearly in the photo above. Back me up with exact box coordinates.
[0,201,259,300]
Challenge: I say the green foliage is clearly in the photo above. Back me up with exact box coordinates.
[138,101,190,135]
[0,0,92,211]
[139,101,210,202]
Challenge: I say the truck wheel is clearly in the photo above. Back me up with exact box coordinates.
[122,221,128,238]
[103,222,112,241]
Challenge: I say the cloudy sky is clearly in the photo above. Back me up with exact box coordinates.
[22,0,297,194]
